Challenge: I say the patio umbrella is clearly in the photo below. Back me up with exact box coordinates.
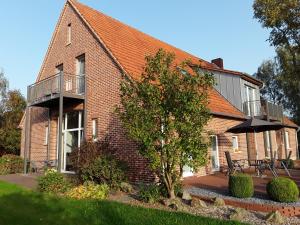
[226,118,283,133]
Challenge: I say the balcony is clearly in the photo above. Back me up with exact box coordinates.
[27,73,85,107]
[242,100,283,122]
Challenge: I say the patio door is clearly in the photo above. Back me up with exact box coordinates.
[211,135,220,171]
[61,111,84,172]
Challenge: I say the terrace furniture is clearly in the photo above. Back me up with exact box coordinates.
[248,159,278,177]
[225,151,244,175]
[277,151,292,177]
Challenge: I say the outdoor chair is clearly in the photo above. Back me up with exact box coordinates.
[225,151,244,176]
[278,151,292,177]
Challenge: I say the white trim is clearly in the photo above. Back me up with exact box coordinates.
[61,111,84,172]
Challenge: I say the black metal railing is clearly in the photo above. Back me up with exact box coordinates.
[28,72,85,105]
[242,100,283,121]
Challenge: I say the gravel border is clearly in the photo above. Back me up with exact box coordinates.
[187,186,300,207]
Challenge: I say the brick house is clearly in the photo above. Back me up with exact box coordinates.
[20,0,298,182]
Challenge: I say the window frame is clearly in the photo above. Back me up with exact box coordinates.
[285,131,290,149]
[44,125,49,146]
[232,135,239,152]
[92,119,98,141]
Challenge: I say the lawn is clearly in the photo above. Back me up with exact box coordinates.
[0,181,245,225]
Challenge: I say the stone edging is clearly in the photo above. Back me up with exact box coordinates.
[191,194,300,217]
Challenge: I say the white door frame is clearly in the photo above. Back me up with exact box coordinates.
[59,111,84,173]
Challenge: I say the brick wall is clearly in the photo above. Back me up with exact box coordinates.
[22,2,155,182]
[192,116,249,176]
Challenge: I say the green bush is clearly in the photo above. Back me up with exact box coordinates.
[266,177,299,203]
[0,154,23,175]
[37,169,71,194]
[138,184,161,203]
[229,173,254,198]
[80,155,127,189]
[66,182,109,200]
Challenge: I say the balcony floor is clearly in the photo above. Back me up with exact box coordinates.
[29,93,84,108]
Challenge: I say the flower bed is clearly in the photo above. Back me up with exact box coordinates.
[188,187,300,217]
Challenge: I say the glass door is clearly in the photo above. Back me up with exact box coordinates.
[61,111,84,172]
[211,135,220,171]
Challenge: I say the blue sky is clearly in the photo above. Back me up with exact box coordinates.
[0,0,274,96]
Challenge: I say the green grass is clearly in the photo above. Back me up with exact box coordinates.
[0,181,244,225]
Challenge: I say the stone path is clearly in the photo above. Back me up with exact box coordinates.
[0,173,38,190]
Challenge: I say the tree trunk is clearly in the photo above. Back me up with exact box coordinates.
[169,187,176,199]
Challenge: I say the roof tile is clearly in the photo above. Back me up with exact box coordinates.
[70,0,245,118]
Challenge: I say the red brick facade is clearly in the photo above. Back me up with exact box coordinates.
[20,1,298,182]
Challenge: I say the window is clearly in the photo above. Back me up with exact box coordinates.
[285,131,290,149]
[44,126,49,145]
[92,119,98,141]
[67,23,71,45]
[264,131,271,158]
[244,85,256,116]
[232,136,239,152]
[76,54,85,94]
[56,64,63,74]
[76,54,85,75]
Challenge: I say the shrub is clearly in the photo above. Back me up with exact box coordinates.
[266,177,299,203]
[80,155,127,189]
[0,154,23,175]
[66,182,109,200]
[37,169,71,194]
[138,184,161,203]
[120,182,133,193]
[229,173,254,198]
[70,139,128,189]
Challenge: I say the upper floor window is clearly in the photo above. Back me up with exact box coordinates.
[244,85,257,116]
[67,23,71,45]
[56,64,63,74]
[76,54,85,76]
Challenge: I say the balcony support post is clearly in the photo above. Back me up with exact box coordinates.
[23,106,31,174]
[265,102,275,160]
[47,109,51,161]
[57,72,64,172]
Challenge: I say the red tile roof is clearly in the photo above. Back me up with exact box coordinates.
[283,116,298,128]
[69,0,245,118]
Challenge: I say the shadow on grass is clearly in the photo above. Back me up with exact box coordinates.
[0,191,245,225]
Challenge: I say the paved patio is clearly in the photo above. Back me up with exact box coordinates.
[0,174,38,190]
[183,168,300,199]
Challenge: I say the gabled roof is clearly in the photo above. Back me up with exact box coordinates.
[283,116,298,129]
[68,0,245,119]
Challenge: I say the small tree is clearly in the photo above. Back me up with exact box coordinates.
[117,49,214,198]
